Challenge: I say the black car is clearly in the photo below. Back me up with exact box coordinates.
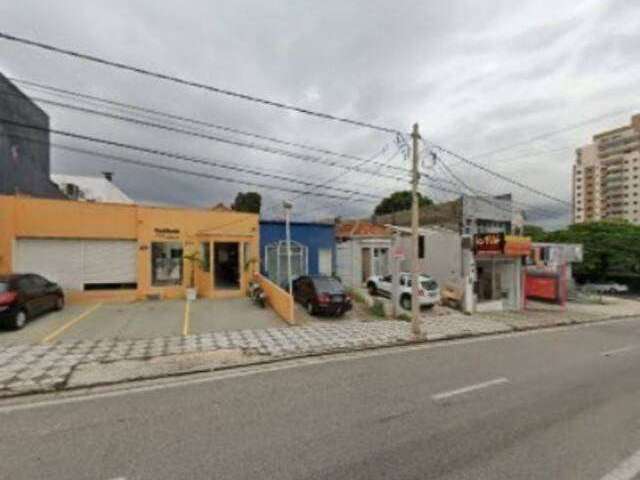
[292,275,352,317]
[0,274,64,330]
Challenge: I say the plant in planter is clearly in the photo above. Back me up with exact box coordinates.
[244,256,259,274]
[183,249,203,301]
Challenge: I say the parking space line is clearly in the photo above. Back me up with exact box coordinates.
[182,300,190,336]
[600,448,640,480]
[41,303,103,344]
[601,345,637,357]
[432,377,509,402]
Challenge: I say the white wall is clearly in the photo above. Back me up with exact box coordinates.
[398,229,463,287]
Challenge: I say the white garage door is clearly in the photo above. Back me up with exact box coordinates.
[82,240,137,285]
[14,239,137,290]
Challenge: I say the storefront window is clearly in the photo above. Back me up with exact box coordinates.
[151,242,183,286]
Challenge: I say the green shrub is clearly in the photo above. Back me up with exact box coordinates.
[369,299,386,318]
[347,288,366,304]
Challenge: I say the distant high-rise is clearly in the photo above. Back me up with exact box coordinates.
[573,114,640,224]
[0,72,63,198]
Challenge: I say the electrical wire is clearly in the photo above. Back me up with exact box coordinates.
[6,77,413,175]
[0,89,409,182]
[2,119,380,202]
[0,31,402,135]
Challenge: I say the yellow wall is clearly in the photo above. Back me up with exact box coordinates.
[0,195,259,301]
[258,273,295,324]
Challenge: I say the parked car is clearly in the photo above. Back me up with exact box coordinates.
[584,282,629,294]
[367,273,440,310]
[292,275,352,316]
[0,274,64,330]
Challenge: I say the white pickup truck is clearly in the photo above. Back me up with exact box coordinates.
[366,273,440,310]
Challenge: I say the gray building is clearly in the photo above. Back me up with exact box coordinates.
[373,194,527,312]
[0,73,63,198]
[372,194,522,236]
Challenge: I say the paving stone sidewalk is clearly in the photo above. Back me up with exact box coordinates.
[0,315,509,398]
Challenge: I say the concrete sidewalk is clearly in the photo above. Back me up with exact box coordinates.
[0,297,638,398]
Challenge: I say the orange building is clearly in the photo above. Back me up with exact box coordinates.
[0,195,259,303]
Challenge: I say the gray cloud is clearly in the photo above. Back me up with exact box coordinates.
[0,0,638,227]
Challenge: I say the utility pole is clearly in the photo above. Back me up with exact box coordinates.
[410,123,422,336]
[283,201,293,294]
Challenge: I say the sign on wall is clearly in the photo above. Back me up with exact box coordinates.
[154,227,180,240]
[473,233,504,255]
[504,235,532,256]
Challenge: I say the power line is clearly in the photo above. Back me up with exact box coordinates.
[468,108,635,161]
[7,77,412,175]
[0,31,402,135]
[431,149,567,217]
[2,119,380,202]
[432,144,572,206]
[0,89,409,183]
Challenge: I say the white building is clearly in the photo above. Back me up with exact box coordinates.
[335,221,392,289]
[51,172,133,204]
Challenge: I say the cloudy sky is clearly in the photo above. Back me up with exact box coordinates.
[1,0,638,228]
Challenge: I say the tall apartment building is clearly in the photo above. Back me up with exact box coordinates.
[573,114,640,224]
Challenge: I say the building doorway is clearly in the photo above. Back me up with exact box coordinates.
[214,242,240,289]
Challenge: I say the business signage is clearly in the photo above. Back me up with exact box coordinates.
[525,274,558,301]
[504,235,532,257]
[473,233,504,255]
[154,227,181,240]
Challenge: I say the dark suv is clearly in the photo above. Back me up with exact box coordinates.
[292,275,352,317]
[0,274,64,330]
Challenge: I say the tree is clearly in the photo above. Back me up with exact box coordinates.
[522,225,546,241]
[232,192,261,213]
[373,190,433,216]
[544,220,640,281]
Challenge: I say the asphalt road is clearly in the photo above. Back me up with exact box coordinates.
[2,318,640,479]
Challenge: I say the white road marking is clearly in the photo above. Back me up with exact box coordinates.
[601,345,637,357]
[432,377,509,401]
[600,448,640,480]
[1,315,639,413]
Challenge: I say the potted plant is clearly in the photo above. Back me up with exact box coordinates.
[183,249,202,301]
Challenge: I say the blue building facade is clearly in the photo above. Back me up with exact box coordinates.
[259,220,335,286]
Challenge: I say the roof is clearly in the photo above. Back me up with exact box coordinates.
[336,221,391,238]
[210,203,231,212]
[261,219,335,227]
[51,174,133,204]
[388,224,458,235]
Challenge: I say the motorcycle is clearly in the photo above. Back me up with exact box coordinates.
[249,281,266,308]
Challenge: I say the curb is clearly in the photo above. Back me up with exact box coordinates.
[1,313,638,401]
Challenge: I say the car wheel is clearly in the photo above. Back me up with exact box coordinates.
[400,295,411,311]
[367,282,377,296]
[306,301,316,315]
[54,295,65,311]
[12,310,27,330]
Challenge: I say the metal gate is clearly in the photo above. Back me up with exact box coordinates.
[265,240,308,288]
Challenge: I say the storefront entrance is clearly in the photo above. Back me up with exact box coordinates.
[214,242,240,290]
[475,257,520,310]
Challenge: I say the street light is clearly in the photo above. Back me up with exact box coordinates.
[283,201,293,294]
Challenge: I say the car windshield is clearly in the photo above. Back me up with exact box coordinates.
[312,278,343,293]
[0,282,8,293]
[404,277,438,291]
[421,279,438,291]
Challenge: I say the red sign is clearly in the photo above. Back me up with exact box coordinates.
[525,275,558,301]
[473,233,504,255]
